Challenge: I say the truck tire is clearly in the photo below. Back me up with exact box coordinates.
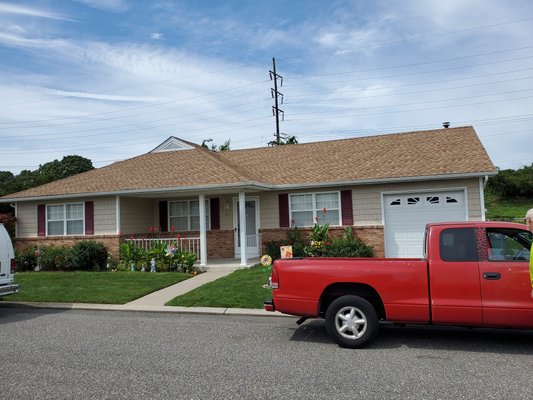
[325,295,379,348]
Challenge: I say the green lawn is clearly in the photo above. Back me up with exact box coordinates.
[166,265,272,309]
[4,272,190,304]
[485,193,529,221]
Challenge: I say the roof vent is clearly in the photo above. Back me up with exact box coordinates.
[442,122,450,128]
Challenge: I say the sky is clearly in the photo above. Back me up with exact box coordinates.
[0,0,532,175]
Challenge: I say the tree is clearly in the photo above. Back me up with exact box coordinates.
[37,155,94,182]
[486,163,533,197]
[0,155,94,213]
[268,134,298,146]
[201,139,231,152]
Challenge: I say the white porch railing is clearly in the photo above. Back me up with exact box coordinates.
[245,234,261,249]
[125,237,200,258]
[242,234,261,258]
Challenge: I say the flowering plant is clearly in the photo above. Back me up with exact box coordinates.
[260,254,273,274]
[260,254,272,266]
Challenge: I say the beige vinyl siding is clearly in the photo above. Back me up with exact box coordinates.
[16,196,118,237]
[94,196,117,235]
[16,202,38,238]
[256,178,482,229]
[218,195,234,231]
[121,197,154,234]
[258,191,279,229]
[352,178,482,225]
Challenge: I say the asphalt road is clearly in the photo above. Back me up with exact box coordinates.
[1,307,532,400]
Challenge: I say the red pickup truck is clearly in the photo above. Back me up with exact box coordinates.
[264,221,533,348]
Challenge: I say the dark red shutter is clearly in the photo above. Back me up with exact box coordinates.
[159,201,168,231]
[37,204,46,237]
[341,190,353,226]
[279,194,289,228]
[210,198,220,230]
[85,201,94,235]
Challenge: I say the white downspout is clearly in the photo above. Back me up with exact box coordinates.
[10,202,17,238]
[199,194,207,267]
[239,191,247,266]
[479,176,488,221]
[115,195,121,234]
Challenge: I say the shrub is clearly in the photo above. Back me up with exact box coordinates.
[265,239,284,260]
[323,227,374,258]
[70,241,108,271]
[264,227,307,260]
[38,246,72,271]
[15,246,38,271]
[0,213,16,239]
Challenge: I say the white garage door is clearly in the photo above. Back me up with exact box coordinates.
[384,191,467,258]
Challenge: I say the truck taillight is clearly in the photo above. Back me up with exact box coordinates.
[270,267,279,289]
[10,258,15,274]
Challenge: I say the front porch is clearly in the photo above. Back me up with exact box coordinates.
[115,189,264,267]
[123,235,262,271]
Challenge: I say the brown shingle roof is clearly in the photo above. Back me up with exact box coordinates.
[2,126,495,200]
[220,126,495,184]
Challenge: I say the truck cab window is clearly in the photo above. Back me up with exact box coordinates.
[486,229,531,261]
[440,228,477,262]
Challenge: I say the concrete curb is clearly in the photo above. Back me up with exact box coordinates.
[0,301,293,318]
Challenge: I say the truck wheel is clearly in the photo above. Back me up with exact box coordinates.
[325,295,379,348]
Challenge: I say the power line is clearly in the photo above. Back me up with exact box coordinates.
[285,45,533,80]
[0,80,270,126]
[278,17,533,61]
[284,54,533,88]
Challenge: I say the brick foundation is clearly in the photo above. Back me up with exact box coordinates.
[15,226,384,262]
[259,226,384,257]
[16,235,121,258]
[207,230,234,258]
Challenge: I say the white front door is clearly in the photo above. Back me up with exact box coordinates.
[383,190,467,258]
[233,198,260,258]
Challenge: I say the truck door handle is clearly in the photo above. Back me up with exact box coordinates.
[483,272,501,280]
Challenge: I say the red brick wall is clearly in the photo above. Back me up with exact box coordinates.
[15,235,121,258]
[259,226,384,257]
[207,230,234,258]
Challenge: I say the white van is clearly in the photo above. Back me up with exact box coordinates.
[0,223,19,297]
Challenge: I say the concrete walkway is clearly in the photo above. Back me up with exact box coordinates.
[125,269,235,307]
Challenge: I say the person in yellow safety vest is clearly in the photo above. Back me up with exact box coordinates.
[525,208,533,299]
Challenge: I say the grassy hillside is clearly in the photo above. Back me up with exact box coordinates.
[485,192,530,222]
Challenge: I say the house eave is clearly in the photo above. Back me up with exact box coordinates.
[0,171,495,203]
[272,171,497,190]
[0,182,273,203]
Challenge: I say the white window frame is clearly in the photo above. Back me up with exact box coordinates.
[46,203,85,236]
[168,199,210,232]
[289,191,341,227]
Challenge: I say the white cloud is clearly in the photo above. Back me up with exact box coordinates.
[150,32,163,40]
[74,0,129,13]
[0,2,76,22]
[0,32,68,49]
[46,89,165,103]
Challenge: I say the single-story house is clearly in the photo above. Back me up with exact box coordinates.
[0,126,496,266]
